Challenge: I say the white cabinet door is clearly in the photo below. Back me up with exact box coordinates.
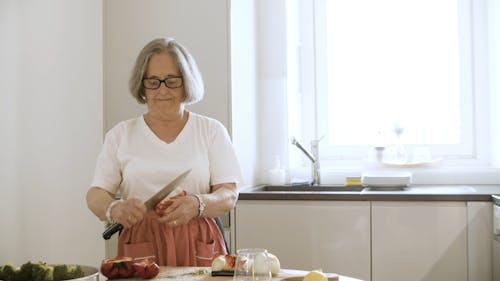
[494,240,500,281]
[467,202,493,281]
[372,201,467,281]
[234,200,371,281]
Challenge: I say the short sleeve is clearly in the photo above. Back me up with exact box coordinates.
[208,121,244,187]
[90,128,122,194]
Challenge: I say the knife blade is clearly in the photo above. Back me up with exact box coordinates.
[102,169,191,240]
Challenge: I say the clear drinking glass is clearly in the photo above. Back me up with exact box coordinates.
[233,248,272,281]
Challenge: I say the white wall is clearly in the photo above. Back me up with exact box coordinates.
[256,0,290,184]
[0,0,104,267]
[103,0,242,253]
[231,0,259,187]
[104,0,231,131]
[0,0,21,263]
[490,0,500,167]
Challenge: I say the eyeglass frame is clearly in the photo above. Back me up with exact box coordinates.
[142,76,183,90]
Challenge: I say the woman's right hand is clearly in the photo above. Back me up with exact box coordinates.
[110,199,147,228]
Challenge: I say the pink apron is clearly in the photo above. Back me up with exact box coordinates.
[117,211,227,266]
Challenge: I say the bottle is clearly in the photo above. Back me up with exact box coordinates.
[392,124,408,164]
[368,146,386,162]
[268,155,286,185]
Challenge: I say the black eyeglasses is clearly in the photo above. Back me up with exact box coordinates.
[142,76,183,89]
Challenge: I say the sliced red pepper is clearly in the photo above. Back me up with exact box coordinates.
[133,258,160,279]
[100,256,135,279]
[224,254,236,269]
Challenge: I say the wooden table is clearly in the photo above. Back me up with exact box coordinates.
[110,266,364,281]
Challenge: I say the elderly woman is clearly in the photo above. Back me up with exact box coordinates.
[86,37,243,266]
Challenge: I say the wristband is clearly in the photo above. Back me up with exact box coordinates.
[191,194,206,217]
[105,199,123,223]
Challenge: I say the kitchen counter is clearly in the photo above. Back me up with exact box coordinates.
[238,184,500,201]
[109,267,362,281]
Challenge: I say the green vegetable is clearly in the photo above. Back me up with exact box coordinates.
[0,263,16,281]
[192,268,209,275]
[16,261,34,281]
[31,262,53,281]
[53,264,84,281]
[0,262,84,281]
[0,265,4,281]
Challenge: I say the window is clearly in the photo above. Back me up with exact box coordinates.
[288,0,493,169]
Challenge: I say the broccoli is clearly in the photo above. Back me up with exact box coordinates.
[52,265,69,281]
[0,262,85,281]
[14,261,33,281]
[30,262,53,281]
[0,263,17,281]
[53,264,84,281]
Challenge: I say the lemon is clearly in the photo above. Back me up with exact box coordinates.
[303,270,328,281]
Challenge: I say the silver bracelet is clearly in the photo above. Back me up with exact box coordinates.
[191,194,206,218]
[105,199,123,223]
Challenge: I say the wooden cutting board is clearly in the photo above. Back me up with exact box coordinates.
[278,269,339,281]
[110,267,339,281]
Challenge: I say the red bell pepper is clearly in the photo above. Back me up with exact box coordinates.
[154,190,187,216]
[224,254,236,270]
[100,256,135,279]
[133,258,160,279]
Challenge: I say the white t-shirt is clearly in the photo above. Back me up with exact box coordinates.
[91,112,244,201]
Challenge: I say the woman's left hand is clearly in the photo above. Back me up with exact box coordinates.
[156,191,199,227]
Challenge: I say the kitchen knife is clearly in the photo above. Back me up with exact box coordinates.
[102,169,191,240]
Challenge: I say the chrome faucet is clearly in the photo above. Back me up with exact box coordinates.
[291,136,321,185]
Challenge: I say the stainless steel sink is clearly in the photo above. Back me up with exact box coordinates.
[254,184,364,192]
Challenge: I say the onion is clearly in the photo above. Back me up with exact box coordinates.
[268,253,281,276]
[211,255,226,271]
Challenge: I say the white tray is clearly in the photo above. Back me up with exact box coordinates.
[361,171,412,188]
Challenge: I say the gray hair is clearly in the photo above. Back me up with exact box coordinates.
[129,37,204,104]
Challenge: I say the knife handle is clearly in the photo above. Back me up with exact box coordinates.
[102,223,123,240]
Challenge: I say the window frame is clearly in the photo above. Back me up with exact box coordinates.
[290,0,492,169]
